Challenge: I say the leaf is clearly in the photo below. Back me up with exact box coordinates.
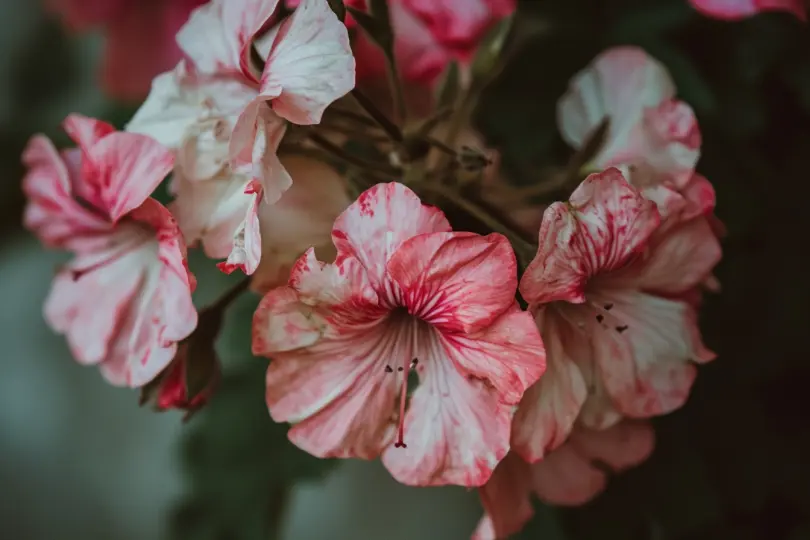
[435,61,461,111]
[470,15,515,83]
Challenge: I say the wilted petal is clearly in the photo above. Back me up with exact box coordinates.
[519,169,660,306]
[332,182,451,289]
[511,310,587,462]
[217,182,262,275]
[230,100,291,202]
[259,0,355,124]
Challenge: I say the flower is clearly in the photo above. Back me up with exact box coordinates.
[46,0,206,101]
[514,168,719,455]
[149,341,220,414]
[22,114,197,387]
[127,0,355,274]
[350,0,515,84]
[557,46,701,190]
[252,182,545,487]
[688,0,806,21]
[473,421,655,540]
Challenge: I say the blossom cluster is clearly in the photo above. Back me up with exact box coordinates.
[29,1,724,538]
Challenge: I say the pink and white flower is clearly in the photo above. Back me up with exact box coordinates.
[47,0,207,101]
[22,114,197,387]
[127,0,354,274]
[473,421,655,540]
[349,0,515,84]
[512,169,719,458]
[252,182,545,487]
[689,0,806,21]
[557,46,701,190]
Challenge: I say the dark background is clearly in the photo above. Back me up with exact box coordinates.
[0,1,808,539]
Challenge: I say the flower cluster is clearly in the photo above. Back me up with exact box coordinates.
[26,1,722,539]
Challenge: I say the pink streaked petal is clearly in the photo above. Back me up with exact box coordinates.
[689,0,807,21]
[222,0,282,78]
[44,266,142,366]
[253,284,324,354]
[217,186,262,275]
[511,310,587,462]
[533,421,655,506]
[403,0,516,51]
[557,46,676,168]
[442,303,546,404]
[259,0,355,125]
[590,289,701,418]
[641,99,701,187]
[332,182,451,290]
[229,100,291,203]
[21,136,109,248]
[381,350,512,487]
[388,0,450,83]
[84,131,175,222]
[63,114,116,152]
[627,217,722,295]
[473,452,534,540]
[388,231,517,333]
[519,169,660,306]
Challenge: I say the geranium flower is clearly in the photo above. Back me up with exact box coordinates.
[127,0,354,274]
[46,0,206,101]
[473,421,655,540]
[22,114,197,387]
[513,168,719,456]
[689,0,806,21]
[558,46,701,189]
[252,182,545,487]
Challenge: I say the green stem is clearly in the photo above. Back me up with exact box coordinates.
[307,132,400,176]
[386,56,408,124]
[351,89,404,142]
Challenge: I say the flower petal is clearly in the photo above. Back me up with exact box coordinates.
[473,452,534,540]
[217,183,262,275]
[387,231,518,332]
[510,310,587,462]
[689,0,807,21]
[382,341,512,487]
[589,289,701,418]
[519,168,660,306]
[229,100,292,203]
[259,0,355,124]
[332,182,451,290]
[22,136,108,248]
[557,46,676,168]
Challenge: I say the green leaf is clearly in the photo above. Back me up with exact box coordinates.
[435,61,461,111]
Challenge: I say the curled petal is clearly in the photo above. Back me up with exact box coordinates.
[519,169,660,306]
[217,183,262,275]
[259,0,355,124]
[689,0,807,21]
[557,46,676,168]
[22,136,108,248]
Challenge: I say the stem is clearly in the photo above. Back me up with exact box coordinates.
[436,82,483,178]
[308,132,400,176]
[327,107,383,129]
[209,277,251,313]
[351,89,404,142]
[316,122,390,143]
[386,56,408,124]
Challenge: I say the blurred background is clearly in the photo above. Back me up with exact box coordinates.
[1,1,810,539]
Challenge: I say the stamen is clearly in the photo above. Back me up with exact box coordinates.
[397,366,404,372]
[394,356,418,448]
[596,314,604,323]
[615,325,628,333]
[603,303,613,310]
[384,365,393,373]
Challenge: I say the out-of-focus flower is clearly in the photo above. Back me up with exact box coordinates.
[127,0,355,275]
[349,0,515,84]
[46,0,207,101]
[688,0,806,21]
[558,46,701,190]
[22,114,197,387]
[252,182,545,487]
[473,421,655,540]
[516,169,719,448]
